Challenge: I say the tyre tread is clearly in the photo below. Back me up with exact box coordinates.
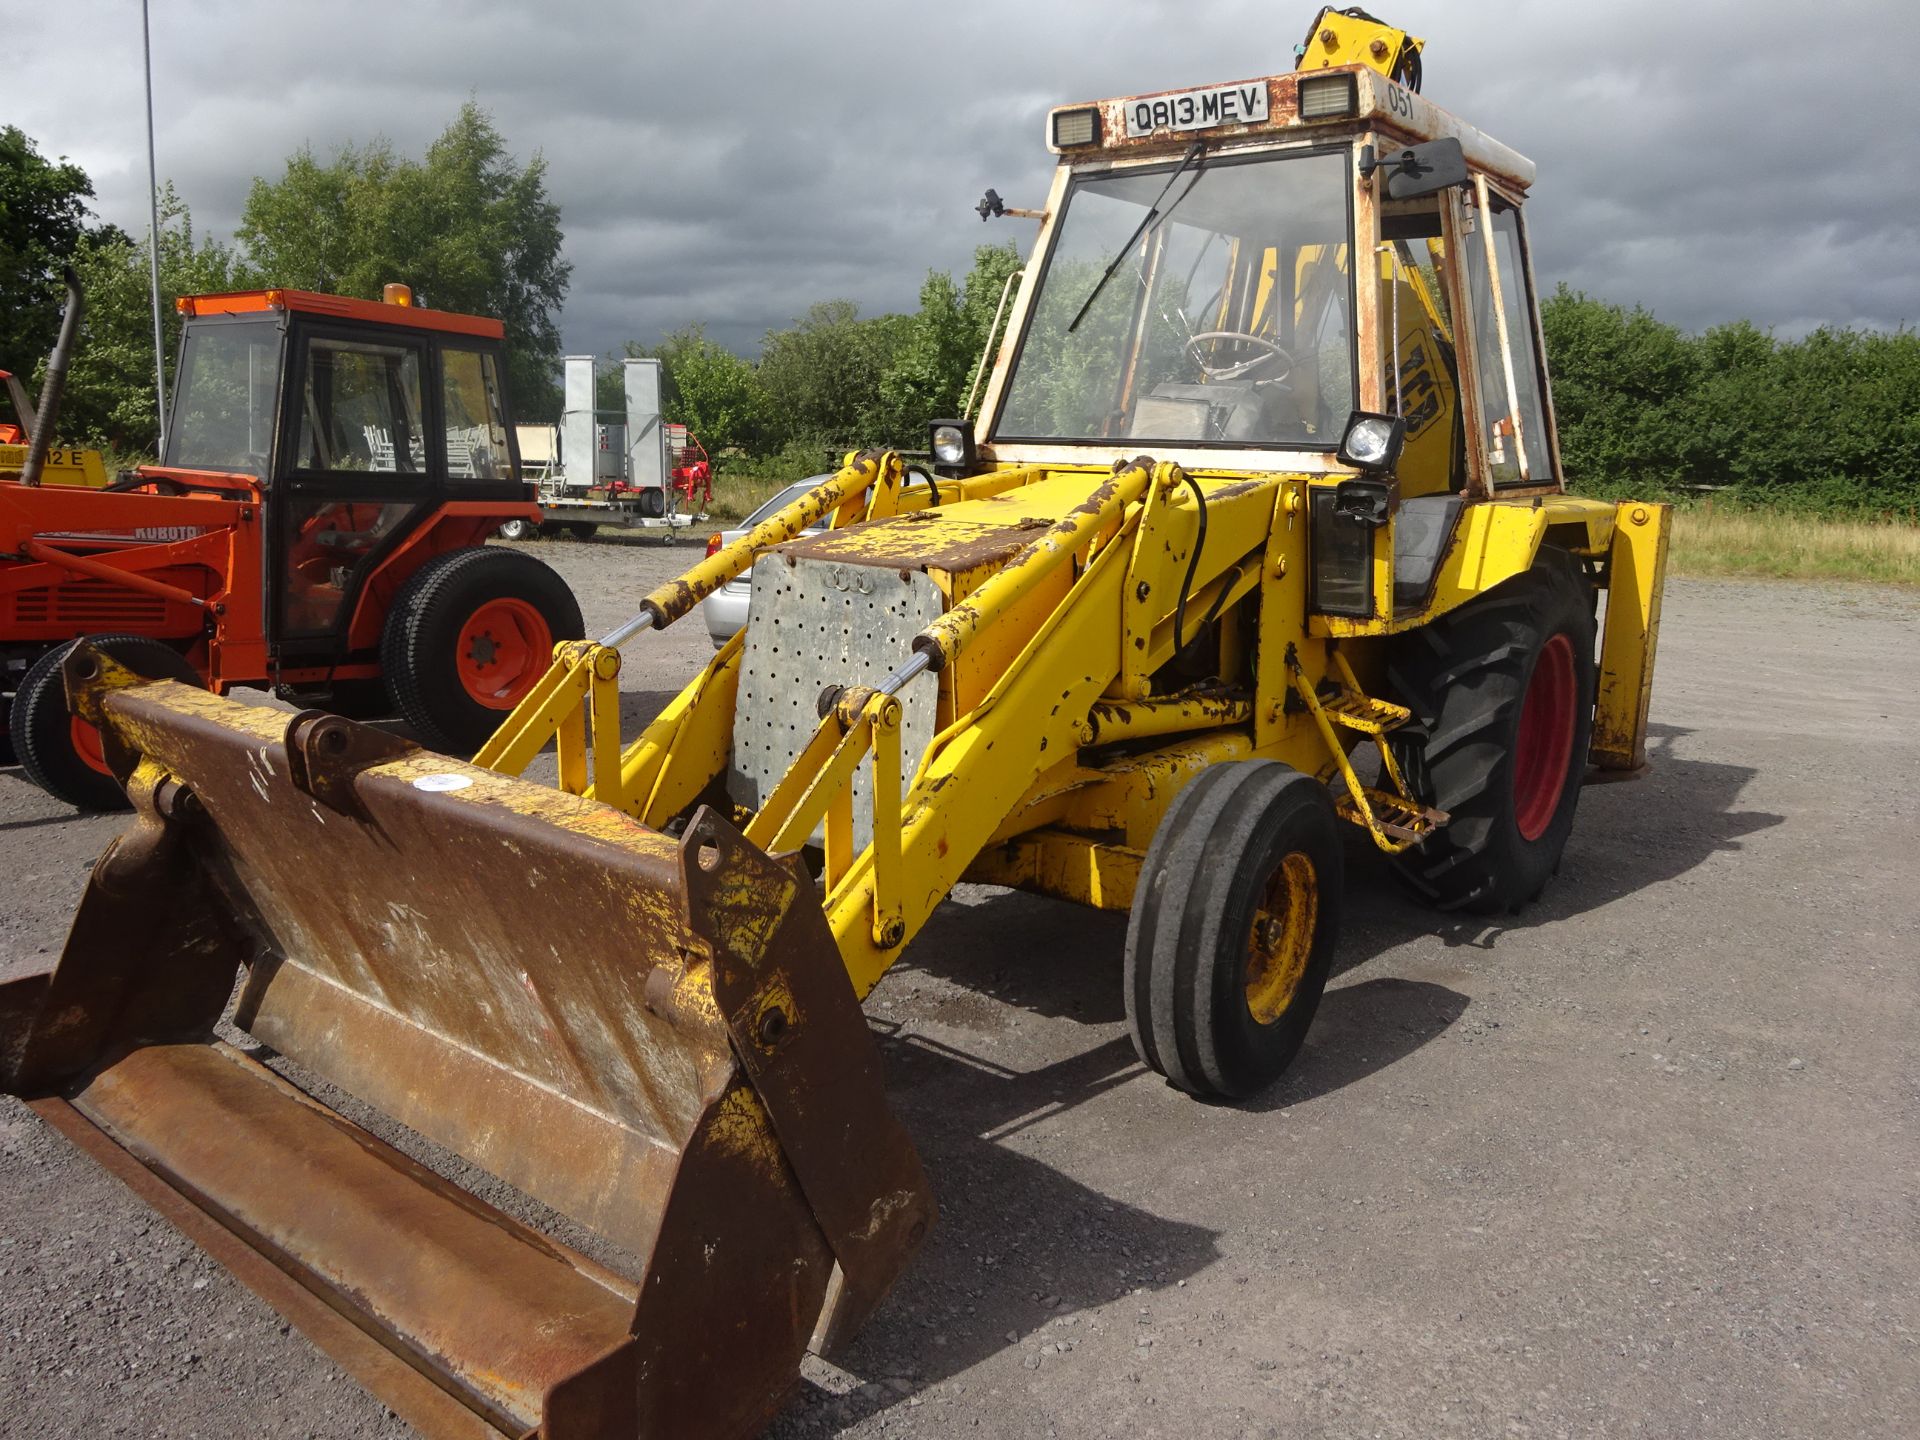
[1387,549,1596,914]
[380,547,583,753]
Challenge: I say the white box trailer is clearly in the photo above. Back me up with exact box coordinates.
[510,356,700,539]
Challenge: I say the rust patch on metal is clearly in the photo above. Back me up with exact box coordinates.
[774,514,1054,576]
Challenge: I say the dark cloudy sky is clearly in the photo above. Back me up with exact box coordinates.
[16,1,1920,358]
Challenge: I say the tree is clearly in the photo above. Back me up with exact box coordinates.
[873,271,970,442]
[1538,284,1701,491]
[874,243,1026,442]
[0,127,96,385]
[756,301,910,449]
[644,327,767,456]
[958,242,1026,367]
[238,103,571,417]
[59,185,246,450]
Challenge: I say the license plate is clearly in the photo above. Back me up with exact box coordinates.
[1122,82,1269,138]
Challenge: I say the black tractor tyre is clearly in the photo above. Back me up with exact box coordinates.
[1386,547,1597,915]
[1125,762,1344,1100]
[274,677,394,721]
[380,547,583,755]
[11,635,202,810]
[0,693,14,767]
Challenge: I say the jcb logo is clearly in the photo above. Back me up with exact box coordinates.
[1396,338,1443,439]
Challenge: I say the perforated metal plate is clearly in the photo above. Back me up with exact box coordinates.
[729,555,944,852]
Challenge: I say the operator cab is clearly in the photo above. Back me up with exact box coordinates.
[940,39,1565,628]
[955,49,1562,518]
[162,288,529,649]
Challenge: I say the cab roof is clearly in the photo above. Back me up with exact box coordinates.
[175,289,504,340]
[1047,62,1535,192]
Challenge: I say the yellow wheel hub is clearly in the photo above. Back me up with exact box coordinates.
[1244,851,1318,1025]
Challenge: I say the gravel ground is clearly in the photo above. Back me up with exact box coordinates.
[2,538,1916,1439]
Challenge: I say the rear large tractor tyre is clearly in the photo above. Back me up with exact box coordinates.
[11,635,202,810]
[1125,762,1344,1100]
[381,547,583,755]
[1387,548,1597,914]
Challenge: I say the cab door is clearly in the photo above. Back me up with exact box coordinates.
[269,321,441,663]
[1453,178,1562,494]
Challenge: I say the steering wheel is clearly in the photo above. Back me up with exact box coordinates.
[1185,331,1296,384]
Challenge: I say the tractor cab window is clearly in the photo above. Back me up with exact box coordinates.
[441,347,509,479]
[294,336,427,474]
[996,148,1356,448]
[1462,185,1555,487]
[279,498,415,636]
[165,320,281,478]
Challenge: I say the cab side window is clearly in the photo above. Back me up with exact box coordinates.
[294,337,427,474]
[1462,186,1555,487]
[441,347,509,480]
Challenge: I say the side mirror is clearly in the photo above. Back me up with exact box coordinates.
[1362,137,1468,200]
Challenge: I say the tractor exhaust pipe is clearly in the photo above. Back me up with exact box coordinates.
[20,267,82,488]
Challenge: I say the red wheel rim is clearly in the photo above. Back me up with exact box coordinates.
[455,598,552,709]
[1513,632,1577,841]
[70,715,113,777]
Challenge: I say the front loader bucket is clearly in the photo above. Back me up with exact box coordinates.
[0,648,933,1439]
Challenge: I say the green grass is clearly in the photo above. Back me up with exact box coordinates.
[1669,506,1920,585]
[706,470,788,523]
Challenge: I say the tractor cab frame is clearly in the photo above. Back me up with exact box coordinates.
[2,287,579,807]
[974,64,1556,489]
[164,289,533,674]
[951,61,1583,640]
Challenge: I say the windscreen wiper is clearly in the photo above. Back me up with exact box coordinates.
[1067,140,1209,335]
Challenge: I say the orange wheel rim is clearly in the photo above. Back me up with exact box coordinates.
[455,598,552,709]
[1244,851,1318,1025]
[69,715,112,777]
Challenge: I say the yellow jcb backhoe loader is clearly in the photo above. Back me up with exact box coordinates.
[1,11,1669,1438]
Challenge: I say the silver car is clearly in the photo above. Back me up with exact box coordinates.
[701,477,833,645]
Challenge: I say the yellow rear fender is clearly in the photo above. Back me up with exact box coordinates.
[1399,494,1615,629]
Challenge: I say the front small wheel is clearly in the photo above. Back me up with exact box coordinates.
[496,517,536,542]
[1125,762,1344,1099]
[11,635,202,809]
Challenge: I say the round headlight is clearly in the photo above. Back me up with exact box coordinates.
[1343,417,1395,467]
[931,425,967,466]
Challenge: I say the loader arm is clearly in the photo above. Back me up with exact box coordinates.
[483,454,1297,996]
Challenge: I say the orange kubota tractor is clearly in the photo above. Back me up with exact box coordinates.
[0,275,582,807]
